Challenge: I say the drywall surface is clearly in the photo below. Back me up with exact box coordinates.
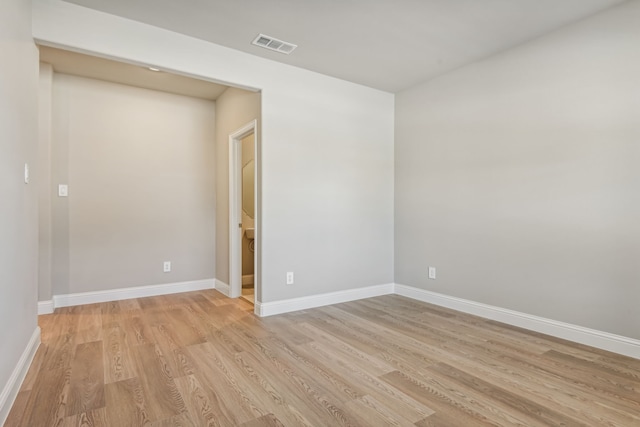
[395,1,640,339]
[49,74,216,294]
[33,0,395,303]
[0,0,39,418]
[38,62,54,301]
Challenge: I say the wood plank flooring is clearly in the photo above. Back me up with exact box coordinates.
[5,290,640,426]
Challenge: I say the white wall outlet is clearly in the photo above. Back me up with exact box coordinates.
[24,163,29,184]
[428,266,436,280]
[58,184,68,197]
[286,271,294,285]
[163,261,171,273]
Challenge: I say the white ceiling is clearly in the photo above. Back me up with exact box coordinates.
[39,46,229,100]
[62,0,625,93]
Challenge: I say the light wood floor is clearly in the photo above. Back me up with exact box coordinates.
[241,286,255,305]
[6,290,640,426]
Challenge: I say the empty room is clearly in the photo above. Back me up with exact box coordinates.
[1,0,639,426]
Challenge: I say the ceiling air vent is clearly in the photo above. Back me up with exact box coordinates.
[252,34,297,55]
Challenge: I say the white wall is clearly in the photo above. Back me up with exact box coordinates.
[45,74,216,296]
[395,1,640,340]
[0,0,39,421]
[33,0,396,304]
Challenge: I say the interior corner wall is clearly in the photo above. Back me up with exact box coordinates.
[49,74,216,295]
[395,1,640,340]
[38,62,54,301]
[0,0,39,419]
[214,87,261,291]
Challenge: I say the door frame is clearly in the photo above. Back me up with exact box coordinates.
[228,120,258,300]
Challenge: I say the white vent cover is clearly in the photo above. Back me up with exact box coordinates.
[252,34,297,55]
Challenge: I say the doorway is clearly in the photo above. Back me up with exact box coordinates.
[229,121,258,303]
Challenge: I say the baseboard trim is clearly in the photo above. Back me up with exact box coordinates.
[255,283,394,317]
[395,284,640,360]
[52,279,215,308]
[242,274,254,286]
[37,300,54,315]
[215,279,230,297]
[0,327,40,425]
[33,278,640,359]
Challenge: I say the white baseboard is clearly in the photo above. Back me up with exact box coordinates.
[215,279,230,297]
[395,284,640,360]
[37,300,54,315]
[0,327,40,426]
[33,278,640,360]
[242,274,254,286]
[52,278,215,308]
[255,283,394,317]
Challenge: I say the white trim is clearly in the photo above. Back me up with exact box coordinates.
[0,327,40,425]
[255,283,394,317]
[252,282,640,358]
[394,284,640,360]
[215,279,230,297]
[33,279,640,360]
[242,274,254,286]
[52,279,215,308]
[37,300,54,315]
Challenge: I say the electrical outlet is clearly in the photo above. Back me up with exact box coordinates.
[286,272,294,285]
[163,261,171,273]
[428,266,436,280]
[58,184,68,197]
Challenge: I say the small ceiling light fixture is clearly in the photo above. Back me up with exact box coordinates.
[252,34,297,55]
[148,67,161,72]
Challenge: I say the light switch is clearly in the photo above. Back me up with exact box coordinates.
[24,164,29,184]
[58,184,68,197]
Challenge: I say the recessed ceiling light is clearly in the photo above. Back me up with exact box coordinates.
[148,67,161,72]
[252,34,297,55]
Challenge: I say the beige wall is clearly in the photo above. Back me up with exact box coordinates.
[46,74,216,295]
[395,1,640,340]
[241,133,255,278]
[38,62,54,301]
[0,0,39,421]
[34,0,395,305]
[214,87,261,287]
